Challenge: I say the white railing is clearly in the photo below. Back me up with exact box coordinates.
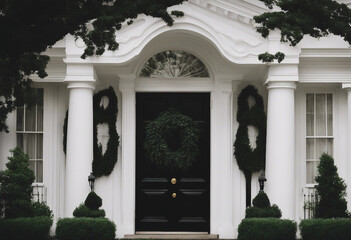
[303,187,318,219]
[32,184,47,204]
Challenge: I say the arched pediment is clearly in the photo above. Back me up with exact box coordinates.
[68,0,270,64]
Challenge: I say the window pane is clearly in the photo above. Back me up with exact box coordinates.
[36,134,43,159]
[306,94,314,136]
[17,133,24,150]
[316,138,327,160]
[37,107,43,131]
[36,160,43,182]
[24,134,36,159]
[327,94,333,136]
[306,139,314,159]
[306,161,317,184]
[29,161,35,176]
[25,106,36,131]
[316,94,326,136]
[16,107,24,131]
[327,139,333,156]
[37,89,43,107]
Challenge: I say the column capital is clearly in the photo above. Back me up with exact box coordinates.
[64,64,96,84]
[265,64,299,85]
[266,81,296,90]
[119,78,135,92]
[342,83,351,90]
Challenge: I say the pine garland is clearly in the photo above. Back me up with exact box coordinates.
[234,85,266,207]
[144,109,200,171]
[92,87,119,177]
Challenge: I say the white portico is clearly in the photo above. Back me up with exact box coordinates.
[1,0,351,239]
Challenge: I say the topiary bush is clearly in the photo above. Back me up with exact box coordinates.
[0,147,35,218]
[84,191,102,210]
[56,217,116,240]
[252,191,270,208]
[238,218,296,240]
[245,191,282,218]
[0,216,53,240]
[245,204,282,218]
[315,153,349,218]
[300,219,351,240]
[73,204,105,218]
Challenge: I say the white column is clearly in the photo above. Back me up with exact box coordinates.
[64,82,95,217]
[119,79,136,236]
[265,81,296,219]
[212,78,234,238]
[64,64,95,217]
[342,84,351,211]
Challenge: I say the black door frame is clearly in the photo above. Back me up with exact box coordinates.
[135,92,211,232]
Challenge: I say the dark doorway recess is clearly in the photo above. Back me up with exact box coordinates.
[136,93,210,232]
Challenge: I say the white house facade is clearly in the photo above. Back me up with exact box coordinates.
[1,0,351,238]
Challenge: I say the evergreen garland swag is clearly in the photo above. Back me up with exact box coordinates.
[234,85,266,207]
[144,109,200,170]
[93,87,119,177]
[62,87,119,178]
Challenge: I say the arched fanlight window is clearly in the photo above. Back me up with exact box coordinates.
[140,50,209,78]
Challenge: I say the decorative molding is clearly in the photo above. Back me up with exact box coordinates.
[135,78,214,92]
[64,1,269,65]
[300,74,351,83]
[300,49,351,58]
[266,81,297,90]
[67,82,95,90]
[188,0,268,26]
[342,83,351,90]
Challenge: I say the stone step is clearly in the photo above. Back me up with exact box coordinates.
[123,232,219,240]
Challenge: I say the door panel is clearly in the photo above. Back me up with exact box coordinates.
[136,93,210,232]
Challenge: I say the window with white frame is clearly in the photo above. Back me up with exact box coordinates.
[306,93,333,184]
[16,88,44,182]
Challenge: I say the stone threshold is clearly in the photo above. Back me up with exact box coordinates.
[123,232,219,239]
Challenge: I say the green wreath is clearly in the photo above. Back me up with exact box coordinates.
[144,109,200,170]
[92,87,119,177]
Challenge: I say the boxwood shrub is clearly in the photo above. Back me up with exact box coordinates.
[73,204,105,218]
[300,218,351,240]
[0,216,53,240]
[245,204,282,218]
[238,218,296,240]
[56,217,116,240]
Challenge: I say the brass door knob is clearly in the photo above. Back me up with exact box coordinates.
[171,178,177,184]
[172,193,177,198]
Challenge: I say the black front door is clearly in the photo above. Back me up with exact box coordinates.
[136,93,210,232]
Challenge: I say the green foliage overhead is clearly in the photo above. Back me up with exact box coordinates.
[234,85,266,206]
[144,109,200,171]
[238,218,296,240]
[252,191,270,208]
[255,0,351,62]
[92,87,119,177]
[315,153,349,218]
[84,192,103,211]
[0,216,53,240]
[300,218,351,240]
[0,0,187,133]
[0,147,35,218]
[56,217,116,240]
